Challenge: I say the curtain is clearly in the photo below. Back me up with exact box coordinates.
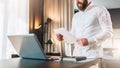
[0,0,29,59]
[44,0,74,56]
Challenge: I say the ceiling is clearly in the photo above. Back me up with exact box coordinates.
[74,0,120,9]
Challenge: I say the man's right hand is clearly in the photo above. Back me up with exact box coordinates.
[56,34,63,41]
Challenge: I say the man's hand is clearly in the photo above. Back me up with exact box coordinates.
[77,38,89,46]
[56,34,63,41]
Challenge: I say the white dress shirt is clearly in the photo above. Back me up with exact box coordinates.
[71,3,113,58]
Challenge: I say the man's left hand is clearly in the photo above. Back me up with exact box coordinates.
[77,38,89,46]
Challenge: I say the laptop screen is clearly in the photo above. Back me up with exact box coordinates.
[8,34,47,60]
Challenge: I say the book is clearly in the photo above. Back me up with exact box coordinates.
[61,56,87,62]
[54,28,77,44]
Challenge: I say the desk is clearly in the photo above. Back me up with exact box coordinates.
[0,58,100,68]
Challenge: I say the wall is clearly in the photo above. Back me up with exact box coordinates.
[29,0,44,48]
[109,9,120,29]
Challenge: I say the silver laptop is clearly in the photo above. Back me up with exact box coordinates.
[8,34,59,60]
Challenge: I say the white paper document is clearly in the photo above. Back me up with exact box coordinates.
[54,28,77,44]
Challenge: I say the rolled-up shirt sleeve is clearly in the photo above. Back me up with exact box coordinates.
[88,7,113,46]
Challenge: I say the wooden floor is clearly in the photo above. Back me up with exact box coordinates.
[89,59,120,68]
[103,59,120,68]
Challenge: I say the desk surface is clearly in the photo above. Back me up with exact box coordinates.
[0,58,99,68]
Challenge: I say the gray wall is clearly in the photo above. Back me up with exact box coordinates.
[108,9,120,29]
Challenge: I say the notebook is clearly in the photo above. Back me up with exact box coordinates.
[8,34,60,60]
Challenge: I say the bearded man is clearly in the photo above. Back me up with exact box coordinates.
[57,0,113,58]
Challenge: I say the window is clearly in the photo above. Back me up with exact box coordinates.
[0,0,29,59]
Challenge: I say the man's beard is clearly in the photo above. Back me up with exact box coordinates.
[77,0,88,11]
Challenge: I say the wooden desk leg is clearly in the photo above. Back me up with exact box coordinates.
[98,58,106,68]
[89,63,99,68]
